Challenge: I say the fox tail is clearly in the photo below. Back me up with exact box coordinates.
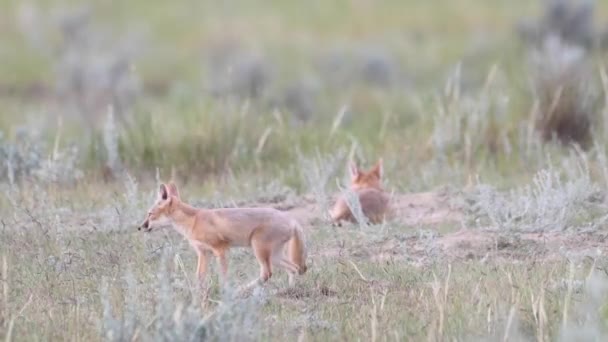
[288,221,308,275]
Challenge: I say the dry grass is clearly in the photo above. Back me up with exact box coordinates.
[1,162,607,340]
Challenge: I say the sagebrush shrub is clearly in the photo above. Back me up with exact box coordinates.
[275,77,320,123]
[204,42,273,101]
[517,0,600,50]
[468,155,602,232]
[0,128,82,185]
[18,5,142,127]
[54,7,141,127]
[528,36,599,147]
[316,45,401,89]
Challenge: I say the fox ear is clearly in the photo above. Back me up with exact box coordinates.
[349,161,360,180]
[371,158,383,178]
[159,184,169,200]
[167,182,180,199]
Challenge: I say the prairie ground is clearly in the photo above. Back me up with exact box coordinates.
[2,1,608,341]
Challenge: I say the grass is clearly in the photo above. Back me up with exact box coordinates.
[1,159,608,340]
[0,196,604,341]
[2,0,608,341]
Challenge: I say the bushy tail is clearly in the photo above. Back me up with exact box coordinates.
[289,221,308,275]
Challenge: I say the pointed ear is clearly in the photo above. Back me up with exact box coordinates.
[371,158,383,178]
[349,161,360,180]
[167,182,180,199]
[159,183,169,200]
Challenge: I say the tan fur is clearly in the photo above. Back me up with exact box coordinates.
[330,159,391,225]
[139,182,307,288]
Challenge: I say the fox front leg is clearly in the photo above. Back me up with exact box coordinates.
[196,251,209,286]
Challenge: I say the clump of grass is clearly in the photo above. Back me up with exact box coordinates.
[296,148,347,217]
[119,101,270,177]
[430,64,511,164]
[558,260,608,341]
[101,108,123,180]
[98,250,265,341]
[340,187,370,227]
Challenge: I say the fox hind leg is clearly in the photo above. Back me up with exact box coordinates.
[271,244,299,286]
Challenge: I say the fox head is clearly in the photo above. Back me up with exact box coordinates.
[349,159,383,190]
[139,182,181,232]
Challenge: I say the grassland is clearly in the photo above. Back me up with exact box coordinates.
[2,1,608,341]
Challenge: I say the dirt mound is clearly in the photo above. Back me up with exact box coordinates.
[390,191,463,225]
[274,189,463,227]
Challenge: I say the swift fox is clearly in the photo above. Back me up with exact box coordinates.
[330,159,390,225]
[139,182,307,288]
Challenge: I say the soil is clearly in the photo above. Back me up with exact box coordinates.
[271,190,608,265]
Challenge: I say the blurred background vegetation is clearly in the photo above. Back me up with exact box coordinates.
[1,0,608,190]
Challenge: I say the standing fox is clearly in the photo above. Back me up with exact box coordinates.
[139,182,307,288]
[330,159,390,225]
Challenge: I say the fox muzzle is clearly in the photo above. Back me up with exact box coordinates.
[139,220,151,232]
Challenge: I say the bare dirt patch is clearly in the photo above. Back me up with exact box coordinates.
[267,189,607,265]
[312,227,608,268]
[436,228,608,262]
[396,228,607,266]
[390,190,463,225]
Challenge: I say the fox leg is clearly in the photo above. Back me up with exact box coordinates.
[248,238,272,288]
[329,209,342,226]
[330,200,351,226]
[212,247,229,283]
[196,251,209,286]
[278,259,299,286]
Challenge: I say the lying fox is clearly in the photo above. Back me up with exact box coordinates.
[139,182,307,288]
[330,159,390,225]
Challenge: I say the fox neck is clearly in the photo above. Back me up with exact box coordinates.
[167,201,199,238]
